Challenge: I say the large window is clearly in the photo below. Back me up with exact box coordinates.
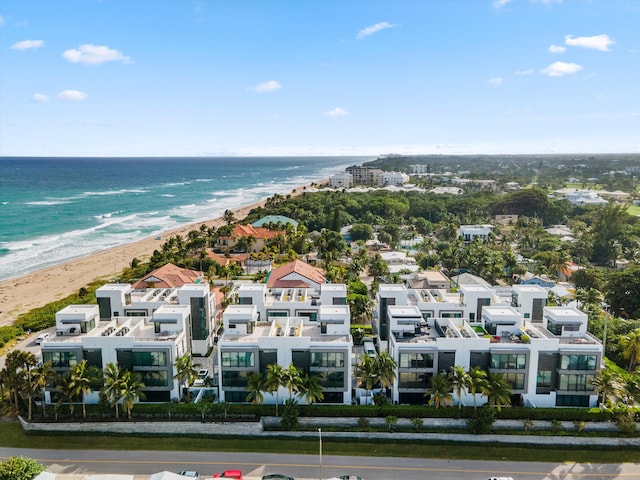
[139,371,169,387]
[398,372,432,389]
[399,352,434,369]
[222,371,252,388]
[558,374,594,392]
[221,351,255,368]
[559,354,597,371]
[311,352,344,368]
[43,351,78,368]
[317,371,344,389]
[536,370,552,388]
[133,351,167,367]
[504,373,526,390]
[556,395,590,407]
[490,353,526,370]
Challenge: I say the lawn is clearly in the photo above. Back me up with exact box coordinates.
[627,204,640,216]
[2,419,640,463]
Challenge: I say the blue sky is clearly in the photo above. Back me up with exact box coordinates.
[1,0,639,157]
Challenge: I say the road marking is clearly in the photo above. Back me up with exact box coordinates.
[20,458,638,477]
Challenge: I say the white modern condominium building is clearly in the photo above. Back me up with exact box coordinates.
[377,283,603,408]
[217,283,353,404]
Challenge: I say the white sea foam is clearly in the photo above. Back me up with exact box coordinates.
[0,156,366,281]
[24,200,71,206]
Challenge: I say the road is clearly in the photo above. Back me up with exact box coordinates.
[1,448,639,480]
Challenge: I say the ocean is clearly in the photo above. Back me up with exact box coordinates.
[0,156,369,281]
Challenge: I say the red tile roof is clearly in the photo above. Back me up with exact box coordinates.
[206,251,249,266]
[132,263,204,289]
[230,224,282,240]
[267,259,326,288]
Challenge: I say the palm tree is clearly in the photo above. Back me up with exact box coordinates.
[120,370,146,419]
[299,373,324,405]
[374,351,397,398]
[467,366,488,412]
[30,361,55,418]
[483,373,512,412]
[620,328,640,371]
[424,373,453,408]
[174,353,202,401]
[56,372,78,416]
[223,209,236,226]
[245,372,266,405]
[264,364,285,415]
[354,354,378,405]
[591,367,624,408]
[449,365,471,410]
[102,362,124,419]
[70,360,93,419]
[281,363,303,400]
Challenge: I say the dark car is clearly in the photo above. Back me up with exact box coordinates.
[262,475,295,480]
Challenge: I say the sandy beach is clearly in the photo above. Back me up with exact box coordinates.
[0,181,318,328]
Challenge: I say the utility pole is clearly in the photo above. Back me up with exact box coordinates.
[318,427,322,480]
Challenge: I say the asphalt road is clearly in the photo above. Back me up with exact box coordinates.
[1,448,639,480]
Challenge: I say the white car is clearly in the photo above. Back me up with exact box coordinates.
[179,471,200,480]
[35,332,52,345]
[194,369,209,386]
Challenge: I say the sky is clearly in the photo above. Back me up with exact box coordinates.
[1,0,639,157]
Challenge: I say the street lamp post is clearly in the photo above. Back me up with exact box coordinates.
[318,427,323,480]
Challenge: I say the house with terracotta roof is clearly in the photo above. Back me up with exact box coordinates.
[215,224,283,253]
[132,263,204,289]
[267,259,326,291]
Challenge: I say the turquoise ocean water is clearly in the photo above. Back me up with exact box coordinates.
[0,156,368,281]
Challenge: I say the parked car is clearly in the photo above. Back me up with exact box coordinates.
[213,470,242,479]
[35,332,52,345]
[262,475,295,480]
[194,368,209,386]
[178,471,200,480]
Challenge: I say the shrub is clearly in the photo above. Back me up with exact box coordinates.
[467,407,496,434]
[614,407,637,435]
[410,417,423,431]
[386,415,399,432]
[550,419,563,433]
[574,420,587,432]
[281,399,300,430]
[357,417,371,431]
[0,456,45,480]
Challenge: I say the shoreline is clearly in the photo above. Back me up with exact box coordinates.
[0,181,322,328]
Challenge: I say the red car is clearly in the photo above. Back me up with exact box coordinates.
[213,470,243,480]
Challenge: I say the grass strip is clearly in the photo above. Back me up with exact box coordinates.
[2,420,640,463]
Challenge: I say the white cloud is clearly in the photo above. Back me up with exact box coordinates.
[357,22,397,39]
[10,39,44,50]
[252,80,282,93]
[515,69,534,76]
[325,107,348,117]
[0,15,5,27]
[62,44,132,65]
[565,34,615,52]
[57,90,88,101]
[32,93,49,103]
[540,61,582,77]
[493,0,514,7]
[489,77,504,85]
[549,44,566,53]
[631,112,640,117]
